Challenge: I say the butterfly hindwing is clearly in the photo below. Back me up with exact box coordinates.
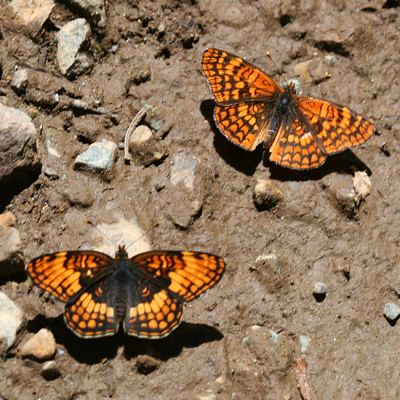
[202,48,281,105]
[26,251,114,302]
[64,278,118,338]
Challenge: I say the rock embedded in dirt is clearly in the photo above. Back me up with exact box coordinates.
[383,302,400,324]
[293,58,331,84]
[7,0,55,37]
[41,360,62,380]
[253,178,284,211]
[74,140,118,173]
[170,153,198,192]
[19,328,57,361]
[0,291,23,355]
[10,68,29,94]
[0,224,24,278]
[56,19,92,78]
[65,0,106,29]
[353,171,371,203]
[135,354,161,375]
[129,125,153,146]
[312,282,327,302]
[0,212,17,227]
[0,103,41,189]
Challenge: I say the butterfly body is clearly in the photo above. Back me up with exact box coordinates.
[202,48,374,170]
[27,245,225,339]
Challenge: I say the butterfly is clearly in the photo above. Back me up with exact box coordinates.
[26,245,225,339]
[202,48,374,170]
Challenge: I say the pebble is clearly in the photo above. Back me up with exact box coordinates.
[353,171,371,202]
[0,211,17,227]
[170,153,198,192]
[198,0,250,27]
[74,140,118,173]
[196,392,217,400]
[312,282,327,302]
[299,335,311,353]
[383,302,400,323]
[293,58,331,84]
[0,291,23,355]
[0,103,41,187]
[128,125,153,146]
[56,18,92,77]
[10,68,28,94]
[0,225,24,278]
[253,178,284,210]
[19,328,57,361]
[135,354,161,375]
[41,360,61,380]
[8,0,55,37]
[65,0,106,28]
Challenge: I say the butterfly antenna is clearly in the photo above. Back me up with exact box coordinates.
[124,222,159,253]
[266,51,291,89]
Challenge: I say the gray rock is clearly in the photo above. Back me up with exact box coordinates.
[10,68,28,93]
[19,328,57,361]
[65,0,106,28]
[313,282,327,302]
[0,225,24,278]
[41,360,61,380]
[253,178,284,210]
[170,153,198,192]
[0,103,41,187]
[8,0,55,37]
[56,19,92,77]
[0,291,23,354]
[384,302,400,323]
[74,140,118,173]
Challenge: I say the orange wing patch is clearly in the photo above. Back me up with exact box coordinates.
[132,251,225,302]
[125,288,183,339]
[202,48,281,105]
[299,98,374,154]
[26,251,113,302]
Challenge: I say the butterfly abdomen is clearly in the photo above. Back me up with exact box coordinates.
[112,268,131,321]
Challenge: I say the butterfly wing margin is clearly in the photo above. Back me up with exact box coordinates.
[298,97,374,154]
[26,251,114,302]
[131,251,226,302]
[202,48,282,105]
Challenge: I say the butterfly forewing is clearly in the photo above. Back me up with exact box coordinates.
[26,251,114,302]
[202,48,281,105]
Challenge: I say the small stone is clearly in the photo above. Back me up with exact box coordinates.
[170,153,198,192]
[383,302,400,324]
[63,185,94,208]
[215,376,225,385]
[293,58,331,84]
[0,225,24,277]
[299,335,311,353]
[0,103,41,188]
[10,68,28,93]
[313,282,327,302]
[324,55,337,65]
[56,19,92,78]
[43,166,59,179]
[19,328,56,361]
[0,292,23,354]
[7,0,55,37]
[0,212,17,227]
[253,178,284,210]
[129,125,153,146]
[64,0,106,28]
[74,140,118,173]
[135,354,161,375]
[41,360,61,380]
[353,171,371,201]
[196,392,217,400]
[150,119,163,131]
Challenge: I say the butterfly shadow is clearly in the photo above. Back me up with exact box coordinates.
[265,149,372,182]
[200,100,262,176]
[26,315,223,365]
[123,322,223,361]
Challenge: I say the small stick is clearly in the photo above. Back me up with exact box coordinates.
[124,106,147,163]
[294,356,316,400]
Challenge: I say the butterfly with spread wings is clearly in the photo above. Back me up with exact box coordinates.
[202,48,374,170]
[26,245,225,339]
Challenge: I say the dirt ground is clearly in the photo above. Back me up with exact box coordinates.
[1,0,400,399]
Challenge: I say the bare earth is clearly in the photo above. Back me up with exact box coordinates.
[1,0,400,399]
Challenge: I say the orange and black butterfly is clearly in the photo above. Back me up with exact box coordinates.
[26,246,225,339]
[202,48,374,170]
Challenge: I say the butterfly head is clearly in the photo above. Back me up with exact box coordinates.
[115,245,129,260]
